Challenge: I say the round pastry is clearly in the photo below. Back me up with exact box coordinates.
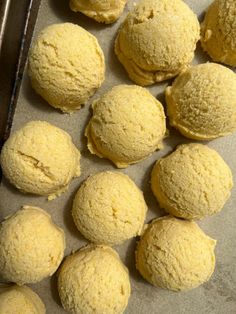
[85,85,166,168]
[0,284,45,314]
[166,63,236,140]
[58,244,131,314]
[115,0,200,85]
[151,144,233,220]
[0,121,81,200]
[0,206,65,285]
[70,0,127,24]
[201,0,236,66]
[136,216,216,291]
[28,23,105,112]
[72,171,147,245]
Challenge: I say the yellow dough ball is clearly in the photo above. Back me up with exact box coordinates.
[151,144,233,220]
[166,63,236,140]
[0,284,45,314]
[85,85,166,168]
[58,245,131,314]
[70,0,127,24]
[0,121,81,200]
[72,171,147,245]
[0,206,65,285]
[136,216,216,291]
[115,0,200,85]
[201,0,236,66]
[28,23,105,112]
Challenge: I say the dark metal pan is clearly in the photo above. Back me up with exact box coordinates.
[0,0,41,149]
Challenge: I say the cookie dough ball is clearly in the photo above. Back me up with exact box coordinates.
[0,206,65,285]
[72,171,147,245]
[201,0,236,67]
[28,23,105,112]
[58,245,131,314]
[0,284,45,314]
[0,121,81,200]
[115,0,200,85]
[70,0,127,24]
[151,144,233,220]
[136,216,216,291]
[85,85,166,168]
[166,63,236,140]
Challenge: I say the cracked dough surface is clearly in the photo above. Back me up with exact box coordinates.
[115,0,200,85]
[0,206,65,285]
[0,284,45,314]
[58,244,131,314]
[201,0,236,66]
[151,143,233,219]
[28,23,105,112]
[72,171,147,245]
[0,120,80,199]
[85,85,166,168]
[136,216,216,291]
[70,0,127,24]
[166,63,236,140]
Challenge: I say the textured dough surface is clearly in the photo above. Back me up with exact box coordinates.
[0,121,81,199]
[136,216,216,291]
[115,0,200,85]
[85,85,166,168]
[166,63,236,140]
[70,0,127,23]
[0,206,65,285]
[0,284,45,314]
[58,244,131,314]
[201,0,236,66]
[72,171,147,245]
[151,144,233,219]
[28,23,105,112]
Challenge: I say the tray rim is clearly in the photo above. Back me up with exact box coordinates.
[0,0,41,180]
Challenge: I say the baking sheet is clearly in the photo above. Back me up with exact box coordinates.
[0,0,236,313]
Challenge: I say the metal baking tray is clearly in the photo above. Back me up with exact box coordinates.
[0,1,235,313]
[0,0,41,152]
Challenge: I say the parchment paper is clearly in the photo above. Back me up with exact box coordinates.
[0,0,235,313]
